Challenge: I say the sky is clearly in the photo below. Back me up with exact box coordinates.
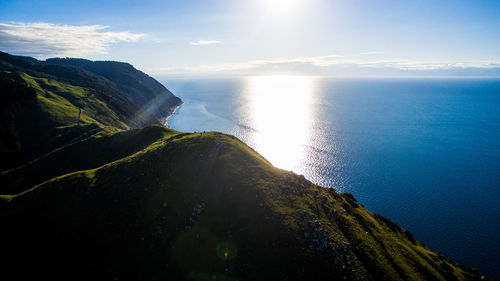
[0,0,499,77]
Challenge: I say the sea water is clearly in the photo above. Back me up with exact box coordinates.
[163,76,500,278]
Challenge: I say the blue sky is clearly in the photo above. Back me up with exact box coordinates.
[1,0,499,76]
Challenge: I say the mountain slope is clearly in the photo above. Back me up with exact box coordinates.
[0,51,148,125]
[0,127,489,281]
[46,58,182,121]
[0,125,176,194]
[0,51,180,170]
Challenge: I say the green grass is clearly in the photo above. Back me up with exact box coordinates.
[0,127,490,281]
[20,72,129,129]
[0,194,15,202]
[0,71,136,170]
[0,124,177,194]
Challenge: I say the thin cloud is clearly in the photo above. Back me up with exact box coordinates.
[353,59,500,70]
[190,40,221,46]
[184,54,344,71]
[148,54,500,75]
[358,51,381,56]
[0,22,144,58]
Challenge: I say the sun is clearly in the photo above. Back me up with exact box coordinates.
[262,0,304,17]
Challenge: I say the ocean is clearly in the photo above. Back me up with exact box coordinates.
[162,76,500,279]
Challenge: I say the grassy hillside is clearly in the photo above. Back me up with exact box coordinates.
[0,52,491,281]
[0,126,490,281]
[0,51,181,171]
[0,70,125,170]
[0,125,176,194]
[0,51,152,128]
[46,58,182,121]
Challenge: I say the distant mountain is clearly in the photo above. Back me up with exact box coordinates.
[0,51,181,170]
[46,57,182,121]
[0,52,491,281]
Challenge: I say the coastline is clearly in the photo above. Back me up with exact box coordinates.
[161,101,184,128]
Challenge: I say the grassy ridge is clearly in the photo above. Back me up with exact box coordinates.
[0,125,177,194]
[0,127,489,281]
[0,51,182,171]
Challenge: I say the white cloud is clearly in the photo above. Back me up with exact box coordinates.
[190,40,221,46]
[0,22,144,58]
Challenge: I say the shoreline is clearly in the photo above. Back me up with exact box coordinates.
[161,101,184,128]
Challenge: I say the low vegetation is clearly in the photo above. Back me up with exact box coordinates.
[0,51,491,280]
[0,51,181,170]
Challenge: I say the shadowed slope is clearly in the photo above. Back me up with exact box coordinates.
[0,125,178,194]
[0,127,489,281]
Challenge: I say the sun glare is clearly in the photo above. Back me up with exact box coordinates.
[245,76,313,171]
[261,0,304,17]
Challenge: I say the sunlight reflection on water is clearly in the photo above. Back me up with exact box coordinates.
[164,77,500,279]
[244,76,314,171]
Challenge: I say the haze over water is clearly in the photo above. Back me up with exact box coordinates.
[164,76,500,279]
